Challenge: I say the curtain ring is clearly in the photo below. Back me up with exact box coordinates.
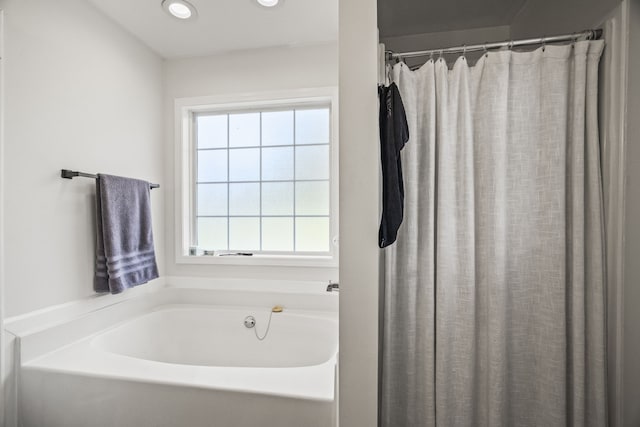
[542,36,546,52]
[462,45,466,60]
[429,51,434,62]
[484,42,489,57]
[508,40,513,50]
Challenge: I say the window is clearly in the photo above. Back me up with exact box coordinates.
[175,89,338,266]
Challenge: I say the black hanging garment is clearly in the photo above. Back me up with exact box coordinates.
[378,82,410,248]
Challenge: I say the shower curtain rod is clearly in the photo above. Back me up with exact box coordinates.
[386,29,603,61]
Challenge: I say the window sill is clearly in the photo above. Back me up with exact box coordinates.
[175,254,338,268]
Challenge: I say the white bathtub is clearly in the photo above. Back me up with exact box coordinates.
[17,285,338,427]
[92,306,336,368]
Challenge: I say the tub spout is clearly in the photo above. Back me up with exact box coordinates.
[326,282,339,292]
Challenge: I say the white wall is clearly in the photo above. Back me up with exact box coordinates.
[624,2,640,425]
[163,42,339,282]
[339,0,379,424]
[511,0,622,38]
[0,0,164,318]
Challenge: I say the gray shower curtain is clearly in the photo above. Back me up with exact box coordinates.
[380,40,606,427]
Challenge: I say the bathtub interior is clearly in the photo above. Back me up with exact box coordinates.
[90,305,338,368]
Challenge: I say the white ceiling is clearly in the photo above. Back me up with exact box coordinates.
[378,0,527,38]
[87,0,338,59]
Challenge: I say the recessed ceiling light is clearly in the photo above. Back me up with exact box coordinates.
[161,0,197,20]
[256,0,279,7]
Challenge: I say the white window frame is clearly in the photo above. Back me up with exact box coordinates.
[174,87,339,267]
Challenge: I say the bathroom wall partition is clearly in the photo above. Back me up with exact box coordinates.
[0,9,5,425]
[338,0,380,425]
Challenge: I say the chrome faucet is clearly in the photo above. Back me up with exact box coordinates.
[326,281,339,292]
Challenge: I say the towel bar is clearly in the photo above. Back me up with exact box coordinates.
[61,169,160,189]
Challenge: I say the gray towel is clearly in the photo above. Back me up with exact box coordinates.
[95,174,159,294]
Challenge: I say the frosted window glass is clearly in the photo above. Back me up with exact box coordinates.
[197,218,227,250]
[262,111,293,146]
[197,184,227,216]
[295,217,329,252]
[295,181,329,215]
[192,104,333,255]
[197,115,227,149]
[229,218,260,250]
[229,183,260,216]
[262,218,294,251]
[262,182,293,215]
[262,147,294,181]
[295,109,330,145]
[229,113,260,147]
[295,145,329,180]
[198,150,227,182]
[229,148,260,181]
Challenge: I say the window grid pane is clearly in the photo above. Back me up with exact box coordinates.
[196,114,228,149]
[194,107,331,253]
